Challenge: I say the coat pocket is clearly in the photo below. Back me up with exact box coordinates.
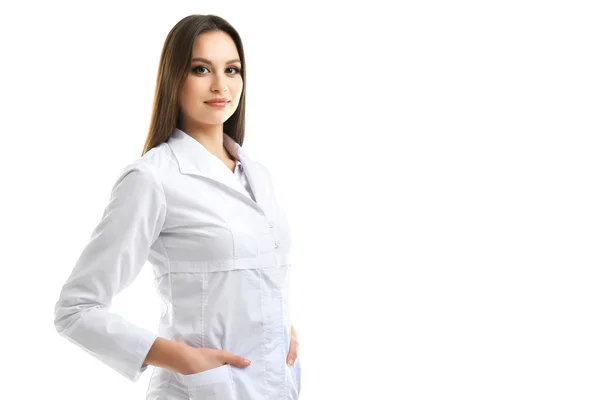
[295,356,302,395]
[290,356,302,397]
[180,364,234,399]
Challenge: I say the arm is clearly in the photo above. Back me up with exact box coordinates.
[143,337,194,373]
[54,163,167,382]
[143,338,251,374]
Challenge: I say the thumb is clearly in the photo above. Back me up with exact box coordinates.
[220,350,251,368]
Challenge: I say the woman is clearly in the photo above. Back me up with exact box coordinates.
[54,14,301,399]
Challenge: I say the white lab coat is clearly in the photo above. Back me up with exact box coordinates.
[54,128,301,399]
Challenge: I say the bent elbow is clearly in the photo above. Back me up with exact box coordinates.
[53,295,104,335]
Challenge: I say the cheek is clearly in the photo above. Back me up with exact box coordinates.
[179,82,202,111]
[233,80,244,101]
[179,84,191,107]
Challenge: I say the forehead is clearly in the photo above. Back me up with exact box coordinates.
[191,31,240,61]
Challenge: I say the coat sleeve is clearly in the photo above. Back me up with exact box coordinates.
[53,162,167,382]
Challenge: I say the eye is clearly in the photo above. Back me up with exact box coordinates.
[227,66,241,74]
[192,65,209,74]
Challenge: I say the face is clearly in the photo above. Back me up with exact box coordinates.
[178,30,243,132]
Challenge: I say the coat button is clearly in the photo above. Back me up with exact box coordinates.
[274,240,280,248]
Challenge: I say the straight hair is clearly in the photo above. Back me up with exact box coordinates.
[141,14,247,156]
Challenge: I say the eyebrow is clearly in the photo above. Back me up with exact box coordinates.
[191,57,241,65]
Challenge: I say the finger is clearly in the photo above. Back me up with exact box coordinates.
[220,350,251,368]
[287,340,298,366]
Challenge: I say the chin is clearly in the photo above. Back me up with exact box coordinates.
[198,117,232,126]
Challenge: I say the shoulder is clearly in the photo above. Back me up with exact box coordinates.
[239,146,272,177]
[113,143,172,195]
[131,142,176,180]
[252,159,271,175]
[246,157,275,188]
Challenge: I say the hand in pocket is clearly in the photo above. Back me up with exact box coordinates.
[287,325,299,366]
[182,347,251,375]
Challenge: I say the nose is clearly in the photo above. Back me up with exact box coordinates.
[210,74,228,93]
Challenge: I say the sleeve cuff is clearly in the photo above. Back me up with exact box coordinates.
[126,330,159,382]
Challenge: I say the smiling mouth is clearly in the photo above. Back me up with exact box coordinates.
[204,101,229,108]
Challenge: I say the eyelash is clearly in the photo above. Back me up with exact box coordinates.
[192,66,241,75]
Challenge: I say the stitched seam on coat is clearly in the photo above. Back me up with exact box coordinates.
[200,271,207,349]
[158,234,176,348]
[257,268,268,399]
[215,193,236,266]
[281,285,287,399]
[277,276,287,399]
[161,235,177,392]
[228,363,236,397]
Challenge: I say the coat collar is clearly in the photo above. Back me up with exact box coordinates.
[166,128,267,213]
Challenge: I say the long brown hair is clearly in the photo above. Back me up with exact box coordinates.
[141,14,247,156]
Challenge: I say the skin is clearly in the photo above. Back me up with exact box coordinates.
[157,30,299,372]
[178,30,243,172]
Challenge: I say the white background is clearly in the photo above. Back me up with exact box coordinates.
[1,1,599,399]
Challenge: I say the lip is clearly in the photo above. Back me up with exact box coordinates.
[205,101,229,108]
[205,98,230,104]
